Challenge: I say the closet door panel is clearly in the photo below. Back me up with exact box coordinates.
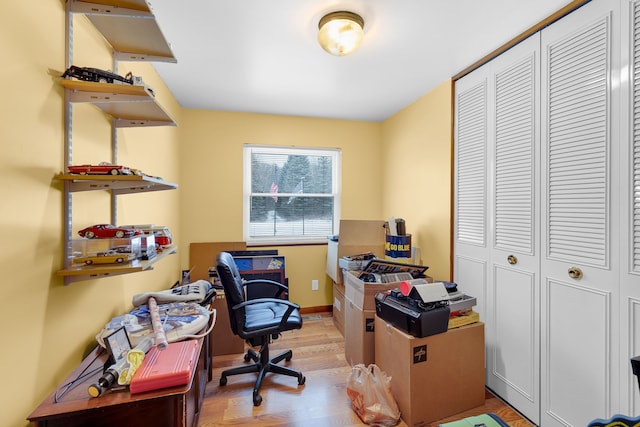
[541,1,621,425]
[545,278,612,425]
[621,0,640,414]
[487,34,541,424]
[456,77,489,249]
[455,65,491,323]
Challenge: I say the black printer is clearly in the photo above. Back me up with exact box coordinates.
[375,284,450,338]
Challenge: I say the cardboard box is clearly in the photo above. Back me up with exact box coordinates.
[375,317,485,427]
[344,269,433,311]
[332,281,345,336]
[343,270,433,366]
[210,292,245,356]
[188,241,246,282]
[344,298,376,366]
[326,220,386,284]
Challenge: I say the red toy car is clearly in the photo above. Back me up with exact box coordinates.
[67,162,132,176]
[78,224,143,239]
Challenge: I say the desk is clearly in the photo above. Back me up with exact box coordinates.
[27,335,211,427]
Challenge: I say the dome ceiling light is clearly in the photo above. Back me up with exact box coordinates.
[317,11,364,56]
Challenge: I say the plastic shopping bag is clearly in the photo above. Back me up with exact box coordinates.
[346,363,401,427]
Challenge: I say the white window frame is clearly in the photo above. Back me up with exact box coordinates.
[243,144,341,245]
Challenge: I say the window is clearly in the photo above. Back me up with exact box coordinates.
[243,145,341,245]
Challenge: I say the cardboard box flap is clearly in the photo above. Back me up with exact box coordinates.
[338,220,386,246]
[327,220,386,284]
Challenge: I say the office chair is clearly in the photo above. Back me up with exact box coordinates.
[215,251,305,406]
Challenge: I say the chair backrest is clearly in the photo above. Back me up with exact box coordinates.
[215,251,246,336]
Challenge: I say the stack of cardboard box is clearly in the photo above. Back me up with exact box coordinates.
[326,220,386,336]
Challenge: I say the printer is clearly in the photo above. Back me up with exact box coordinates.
[375,281,450,338]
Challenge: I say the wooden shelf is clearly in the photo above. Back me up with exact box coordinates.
[69,0,176,63]
[59,0,179,285]
[58,245,177,283]
[56,173,178,194]
[60,80,176,127]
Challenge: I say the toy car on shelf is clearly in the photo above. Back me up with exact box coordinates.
[72,250,135,265]
[78,224,143,239]
[121,224,172,247]
[130,168,163,180]
[62,65,134,85]
[67,162,132,176]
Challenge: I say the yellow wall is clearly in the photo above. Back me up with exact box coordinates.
[2,3,181,426]
[381,81,453,281]
[2,1,452,426]
[177,110,384,308]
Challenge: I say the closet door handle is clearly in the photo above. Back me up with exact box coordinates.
[507,255,518,265]
[568,267,583,280]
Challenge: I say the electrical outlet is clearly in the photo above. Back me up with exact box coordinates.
[312,279,319,291]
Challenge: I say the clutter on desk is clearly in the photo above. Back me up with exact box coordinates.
[129,340,200,394]
[131,280,214,306]
[89,281,216,397]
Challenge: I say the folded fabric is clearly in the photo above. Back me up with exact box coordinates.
[439,413,510,427]
[587,414,640,427]
[132,280,213,306]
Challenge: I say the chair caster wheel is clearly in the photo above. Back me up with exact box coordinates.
[219,376,227,386]
[253,392,262,406]
[285,354,292,362]
[244,353,252,362]
[298,374,306,385]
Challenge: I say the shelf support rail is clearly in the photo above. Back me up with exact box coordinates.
[63,0,74,280]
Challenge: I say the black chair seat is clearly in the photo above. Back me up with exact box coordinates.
[215,251,305,406]
[244,301,302,332]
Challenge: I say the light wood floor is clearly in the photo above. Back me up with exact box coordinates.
[199,313,534,427]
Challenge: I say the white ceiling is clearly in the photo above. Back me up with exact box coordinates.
[150,0,574,122]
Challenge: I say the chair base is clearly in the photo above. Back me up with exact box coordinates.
[219,342,306,406]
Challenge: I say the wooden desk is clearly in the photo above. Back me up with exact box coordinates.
[28,335,210,427]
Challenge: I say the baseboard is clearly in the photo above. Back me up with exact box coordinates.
[300,305,333,315]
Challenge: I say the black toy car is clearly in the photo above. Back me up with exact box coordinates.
[62,65,133,85]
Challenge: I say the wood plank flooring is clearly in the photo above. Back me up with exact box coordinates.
[199,313,534,427]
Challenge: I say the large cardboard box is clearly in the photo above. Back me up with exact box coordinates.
[189,242,248,357]
[343,270,433,366]
[344,298,376,366]
[210,292,245,356]
[344,269,432,311]
[326,220,386,284]
[375,317,485,427]
[343,271,402,366]
[189,241,247,281]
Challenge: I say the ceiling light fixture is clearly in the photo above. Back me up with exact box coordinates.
[317,11,364,56]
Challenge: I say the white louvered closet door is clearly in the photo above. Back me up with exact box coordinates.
[454,64,491,323]
[621,0,640,416]
[486,34,541,425]
[540,1,621,425]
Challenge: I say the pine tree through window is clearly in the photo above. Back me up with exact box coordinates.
[243,145,341,244]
